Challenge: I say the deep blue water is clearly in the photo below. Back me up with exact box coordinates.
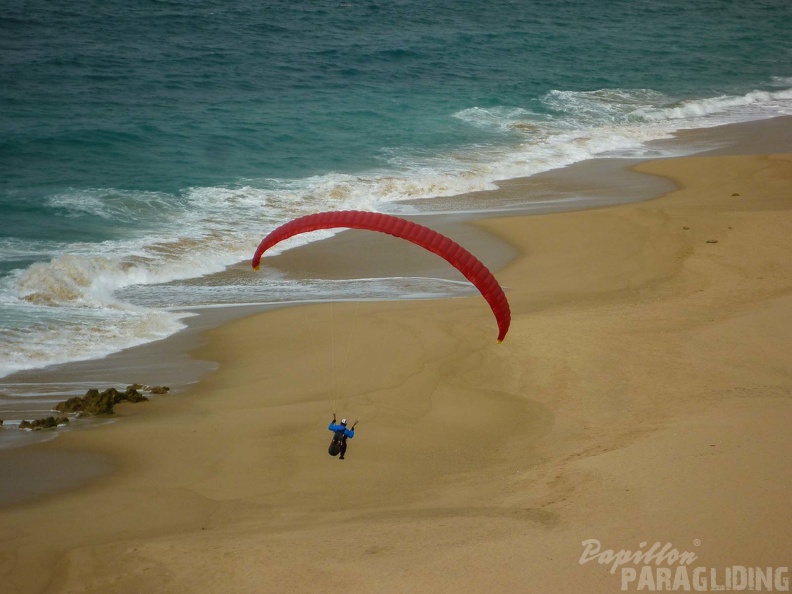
[1,0,791,388]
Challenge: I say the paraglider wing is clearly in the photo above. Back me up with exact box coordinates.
[252,210,511,342]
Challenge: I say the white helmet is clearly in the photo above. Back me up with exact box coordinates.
[341,418,347,425]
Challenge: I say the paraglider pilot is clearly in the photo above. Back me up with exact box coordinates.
[328,415,355,460]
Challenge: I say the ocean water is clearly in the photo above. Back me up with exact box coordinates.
[1,0,791,411]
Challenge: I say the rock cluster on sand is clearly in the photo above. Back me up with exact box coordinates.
[54,384,170,416]
[19,417,69,430]
[54,386,149,416]
[2,384,170,431]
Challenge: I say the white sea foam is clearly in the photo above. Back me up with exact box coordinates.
[47,189,180,222]
[0,238,68,263]
[0,306,190,379]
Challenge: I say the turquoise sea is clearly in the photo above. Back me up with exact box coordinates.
[1,0,791,421]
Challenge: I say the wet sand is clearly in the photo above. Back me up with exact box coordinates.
[0,118,790,593]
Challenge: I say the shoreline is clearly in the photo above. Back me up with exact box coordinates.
[0,116,788,478]
[3,116,784,427]
[0,117,790,592]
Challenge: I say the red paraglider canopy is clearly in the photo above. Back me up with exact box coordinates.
[252,210,510,342]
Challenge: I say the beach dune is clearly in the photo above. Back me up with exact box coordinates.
[1,146,790,593]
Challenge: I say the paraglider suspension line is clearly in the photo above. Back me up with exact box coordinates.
[302,309,337,415]
[335,301,360,403]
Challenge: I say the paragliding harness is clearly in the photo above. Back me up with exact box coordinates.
[328,419,357,458]
[328,430,346,457]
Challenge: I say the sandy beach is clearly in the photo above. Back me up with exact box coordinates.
[1,120,791,593]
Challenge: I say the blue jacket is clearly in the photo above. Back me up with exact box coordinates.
[328,421,354,439]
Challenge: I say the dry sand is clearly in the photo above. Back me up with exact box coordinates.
[1,132,790,593]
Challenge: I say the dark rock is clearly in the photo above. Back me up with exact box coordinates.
[147,386,170,394]
[706,239,718,244]
[55,396,85,414]
[83,389,119,415]
[53,384,156,418]
[17,416,70,430]
[37,417,58,429]
[122,387,148,403]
